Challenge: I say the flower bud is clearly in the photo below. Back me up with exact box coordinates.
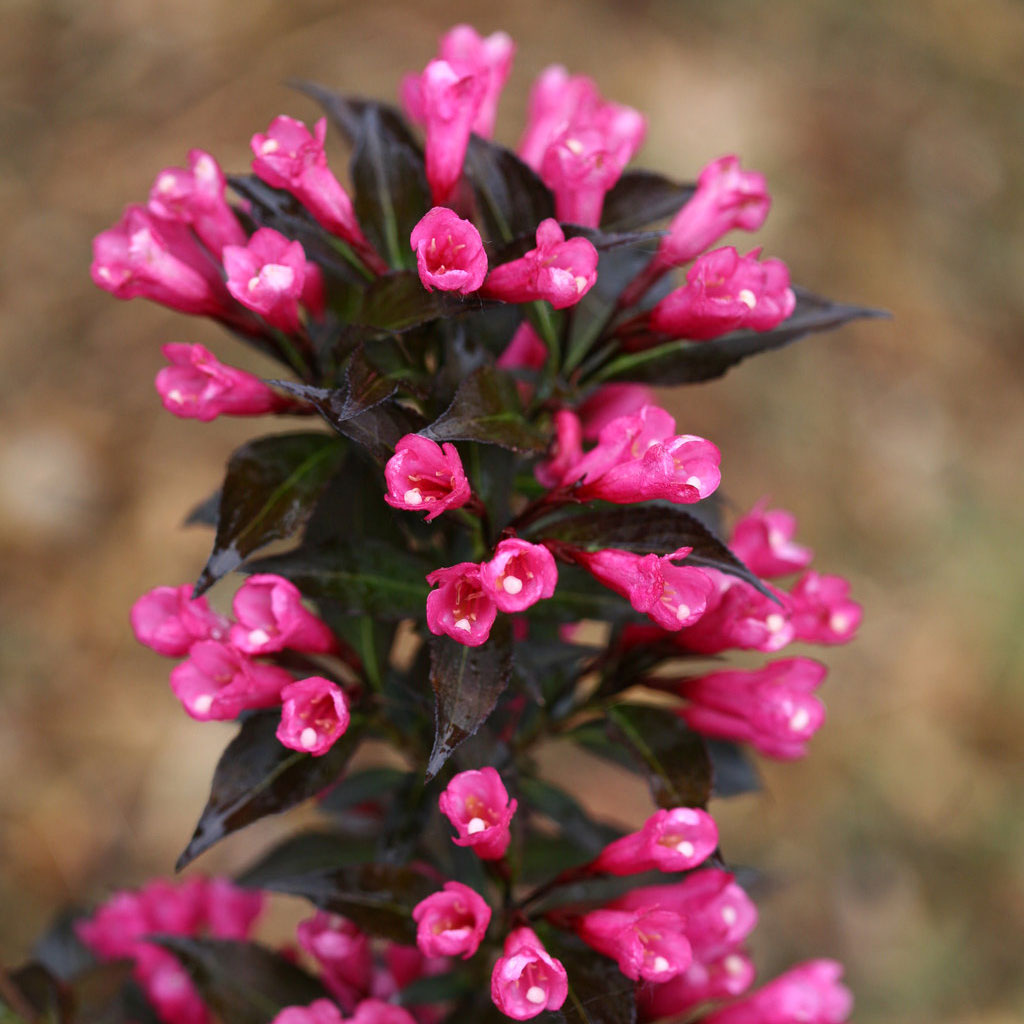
[490,927,568,1019]
[535,409,584,489]
[277,677,350,756]
[438,767,517,860]
[297,912,372,1006]
[730,501,813,578]
[639,951,756,1021]
[410,207,488,294]
[130,583,230,656]
[577,383,655,439]
[592,807,718,875]
[412,881,491,959]
[497,323,549,372]
[230,574,336,655]
[578,907,691,982]
[425,563,497,647]
[479,539,558,613]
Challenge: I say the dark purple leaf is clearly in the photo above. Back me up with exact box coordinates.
[547,935,638,1024]
[195,432,345,595]
[600,170,696,232]
[352,270,496,332]
[237,830,377,888]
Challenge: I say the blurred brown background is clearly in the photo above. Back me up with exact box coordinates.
[2,1,1023,1021]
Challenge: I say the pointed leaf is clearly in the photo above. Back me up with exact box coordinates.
[184,490,220,528]
[593,290,889,385]
[153,937,328,1024]
[353,270,493,331]
[600,170,696,232]
[532,503,773,598]
[464,135,555,246]
[540,565,639,622]
[195,433,344,595]
[606,704,712,809]
[290,81,370,142]
[422,366,548,453]
[548,936,637,1024]
[317,766,411,815]
[519,777,622,855]
[237,830,378,889]
[426,620,514,780]
[243,539,431,619]
[176,711,360,869]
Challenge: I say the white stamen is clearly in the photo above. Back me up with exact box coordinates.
[193,694,213,714]
[466,817,488,835]
[766,613,785,633]
[575,275,588,293]
[501,575,524,595]
[97,267,112,280]
[403,488,423,505]
[652,956,670,974]
[454,617,472,632]
[686,475,703,490]
[526,986,546,1005]
[790,707,811,731]
[564,137,584,155]
[721,905,738,926]
[676,840,695,858]
[300,727,319,749]
[249,628,271,646]
[725,954,745,975]
[167,389,184,404]
[260,138,280,154]
[830,611,851,633]
[247,274,261,291]
[156,173,175,193]
[738,288,757,309]
[675,603,691,622]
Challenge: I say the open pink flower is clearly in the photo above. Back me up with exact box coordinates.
[384,434,471,521]
[657,155,770,268]
[592,807,718,876]
[148,149,246,256]
[425,563,497,647]
[277,677,350,756]
[640,951,756,1021]
[578,907,691,982]
[490,926,568,1019]
[703,959,853,1024]
[479,539,558,613]
[483,219,598,309]
[155,343,289,421]
[788,571,862,645]
[169,641,292,721]
[230,574,335,655]
[130,583,230,657]
[651,246,796,341]
[223,227,309,332]
[412,881,491,959]
[518,66,601,170]
[438,767,517,860]
[678,658,828,760]
[730,501,813,578]
[297,912,372,1006]
[576,383,655,439]
[410,207,488,294]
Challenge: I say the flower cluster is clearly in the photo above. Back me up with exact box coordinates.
[68,19,879,1024]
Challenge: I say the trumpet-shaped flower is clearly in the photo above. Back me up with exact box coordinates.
[130,583,230,656]
[412,881,491,959]
[276,677,350,756]
[592,807,718,875]
[730,501,813,578]
[438,767,516,860]
[410,207,488,293]
[490,927,568,1019]
[230,574,335,655]
[384,434,472,520]
[578,906,692,982]
[223,228,310,332]
[425,563,497,647]
[479,538,558,613]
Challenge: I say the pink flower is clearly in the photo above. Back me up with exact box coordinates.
[155,343,290,421]
[297,913,372,1007]
[612,869,758,962]
[479,539,558,613]
[223,227,309,332]
[143,959,210,1024]
[148,149,246,256]
[651,247,796,341]
[230,574,336,655]
[169,641,292,721]
[483,219,598,309]
[384,434,472,521]
[578,907,691,982]
[251,116,370,253]
[788,572,862,645]
[438,767,517,859]
[730,501,813,578]
[679,658,828,760]
[412,881,491,958]
[657,155,770,268]
[272,1001,345,1024]
[130,583,230,657]
[349,1000,418,1024]
[277,677,350,756]
[204,878,265,940]
[592,807,718,875]
[702,959,853,1024]
[91,205,232,317]
[490,926,568,1019]
[535,409,584,489]
[410,207,488,294]
[576,383,656,439]
[556,404,721,505]
[425,563,497,647]
[518,65,601,171]
[572,547,713,630]
[497,323,549,372]
[639,951,756,1021]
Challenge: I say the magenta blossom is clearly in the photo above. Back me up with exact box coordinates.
[410,207,488,294]
[230,573,336,655]
[297,912,372,1007]
[490,926,568,1020]
[155,343,290,422]
[592,807,718,875]
[640,951,756,1022]
[497,322,549,371]
[223,227,310,332]
[384,434,471,521]
[577,383,656,439]
[148,149,246,256]
[349,1000,418,1024]
[204,878,265,940]
[91,205,231,317]
[572,546,713,630]
[272,1001,345,1024]
[730,501,814,578]
[678,658,828,760]
[518,65,601,170]
[425,563,497,647]
[651,246,796,341]
[169,641,292,721]
[535,409,584,489]
[788,571,862,645]
[277,677,350,756]
[578,907,691,982]
[130,583,230,657]
[658,155,771,269]
[412,881,491,959]
[479,539,558,613]
[438,767,517,860]
[703,959,853,1024]
[483,219,598,309]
